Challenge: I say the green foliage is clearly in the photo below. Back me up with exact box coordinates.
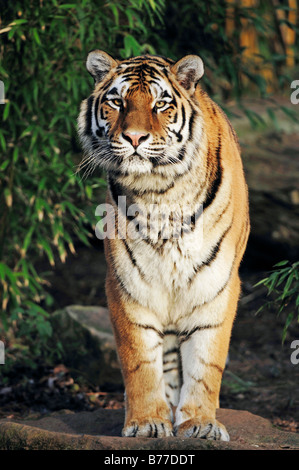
[0,0,165,365]
[222,370,255,394]
[255,261,299,343]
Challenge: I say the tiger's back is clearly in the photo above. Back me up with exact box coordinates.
[78,51,249,440]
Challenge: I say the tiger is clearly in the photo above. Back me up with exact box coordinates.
[77,50,250,440]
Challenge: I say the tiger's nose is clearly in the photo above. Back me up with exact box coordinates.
[122,132,149,148]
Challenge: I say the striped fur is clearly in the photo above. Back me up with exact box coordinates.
[78,51,250,440]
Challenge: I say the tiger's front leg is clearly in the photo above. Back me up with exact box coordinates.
[175,279,240,441]
[106,277,173,438]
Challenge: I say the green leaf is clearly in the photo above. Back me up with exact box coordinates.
[282,312,294,344]
[22,226,35,254]
[0,131,6,151]
[274,260,289,267]
[85,185,92,199]
[12,147,19,163]
[267,108,279,130]
[32,28,41,46]
[26,301,50,318]
[282,273,295,300]
[39,237,55,267]
[0,159,10,171]
[58,4,77,9]
[11,19,28,26]
[124,35,142,57]
[108,4,119,26]
[280,106,299,122]
[148,0,156,10]
[2,101,10,121]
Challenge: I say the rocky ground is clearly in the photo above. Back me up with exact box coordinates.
[1,408,299,450]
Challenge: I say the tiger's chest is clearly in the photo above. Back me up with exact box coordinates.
[114,210,233,324]
[109,161,235,320]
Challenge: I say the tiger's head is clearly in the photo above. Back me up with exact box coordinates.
[78,51,204,176]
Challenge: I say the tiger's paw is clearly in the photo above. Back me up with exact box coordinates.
[175,417,230,441]
[122,418,173,438]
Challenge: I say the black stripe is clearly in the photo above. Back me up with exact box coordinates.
[167,383,178,390]
[214,195,231,225]
[201,424,213,438]
[121,239,146,280]
[164,330,178,336]
[203,133,223,210]
[164,347,179,356]
[107,87,118,96]
[211,103,217,115]
[149,149,189,168]
[100,77,114,93]
[96,127,105,138]
[85,95,94,135]
[108,175,127,208]
[190,254,236,312]
[182,147,212,232]
[188,221,233,283]
[130,181,175,196]
[163,357,177,365]
[179,322,223,345]
[112,264,132,298]
[129,360,152,374]
[150,341,163,350]
[171,83,182,98]
[135,323,164,339]
[122,239,137,267]
[178,104,186,142]
[188,108,197,140]
[100,107,106,120]
[163,366,178,374]
[178,145,186,161]
[162,90,171,98]
[94,96,100,129]
[236,216,250,254]
[191,204,203,226]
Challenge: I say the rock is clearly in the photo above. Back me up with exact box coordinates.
[226,101,299,269]
[50,305,122,389]
[240,132,299,269]
[0,408,298,450]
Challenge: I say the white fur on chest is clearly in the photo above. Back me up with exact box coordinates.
[115,204,233,327]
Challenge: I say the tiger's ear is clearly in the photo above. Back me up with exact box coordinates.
[86,50,118,83]
[171,55,204,94]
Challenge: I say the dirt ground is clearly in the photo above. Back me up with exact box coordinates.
[0,106,298,434]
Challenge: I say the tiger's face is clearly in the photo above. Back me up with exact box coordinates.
[78,51,204,175]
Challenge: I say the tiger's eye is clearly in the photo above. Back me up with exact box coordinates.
[155,100,166,109]
[112,98,122,107]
